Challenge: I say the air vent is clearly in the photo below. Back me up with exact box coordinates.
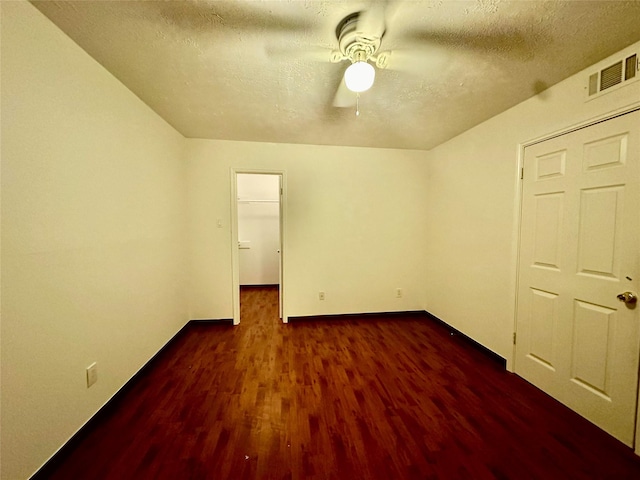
[587,53,638,98]
[600,61,623,90]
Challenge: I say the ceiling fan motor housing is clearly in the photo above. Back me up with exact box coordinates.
[335,12,382,64]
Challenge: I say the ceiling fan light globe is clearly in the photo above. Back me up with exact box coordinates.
[344,61,375,92]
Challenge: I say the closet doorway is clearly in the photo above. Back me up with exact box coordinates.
[231,170,285,325]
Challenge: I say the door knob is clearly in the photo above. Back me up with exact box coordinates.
[617,292,637,306]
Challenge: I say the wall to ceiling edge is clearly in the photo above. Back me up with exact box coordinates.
[424,40,640,366]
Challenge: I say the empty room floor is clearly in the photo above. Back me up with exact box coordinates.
[41,286,640,479]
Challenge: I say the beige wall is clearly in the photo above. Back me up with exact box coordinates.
[187,140,429,321]
[425,41,640,365]
[1,3,188,479]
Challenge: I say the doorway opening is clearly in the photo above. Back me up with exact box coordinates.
[231,171,285,325]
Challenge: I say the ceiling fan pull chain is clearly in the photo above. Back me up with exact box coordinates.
[356,93,360,117]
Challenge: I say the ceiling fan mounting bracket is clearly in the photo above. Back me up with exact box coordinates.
[334,12,382,65]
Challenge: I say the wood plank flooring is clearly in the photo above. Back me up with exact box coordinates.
[42,286,640,479]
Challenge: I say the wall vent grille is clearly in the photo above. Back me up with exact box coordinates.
[587,53,638,98]
[600,61,623,90]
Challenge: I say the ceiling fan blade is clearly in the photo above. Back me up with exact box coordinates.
[265,45,335,63]
[356,0,388,39]
[397,27,538,60]
[333,76,357,108]
[379,48,449,75]
[154,1,313,33]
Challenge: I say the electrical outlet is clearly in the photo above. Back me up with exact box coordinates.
[319,291,325,301]
[396,288,403,298]
[86,362,98,388]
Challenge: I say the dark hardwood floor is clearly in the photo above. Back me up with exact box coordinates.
[42,286,640,479]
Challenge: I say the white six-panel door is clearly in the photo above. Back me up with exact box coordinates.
[515,110,640,446]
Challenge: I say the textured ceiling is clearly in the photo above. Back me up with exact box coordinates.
[31,0,640,151]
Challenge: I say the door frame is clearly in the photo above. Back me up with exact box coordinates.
[230,168,287,325]
[510,102,640,453]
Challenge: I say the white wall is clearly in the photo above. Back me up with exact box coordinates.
[424,41,640,365]
[187,140,428,320]
[1,3,188,479]
[237,173,281,202]
[237,174,281,285]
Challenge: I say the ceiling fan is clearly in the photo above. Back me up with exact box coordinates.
[264,1,402,110]
[327,4,395,108]
[154,0,535,110]
[268,0,536,110]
